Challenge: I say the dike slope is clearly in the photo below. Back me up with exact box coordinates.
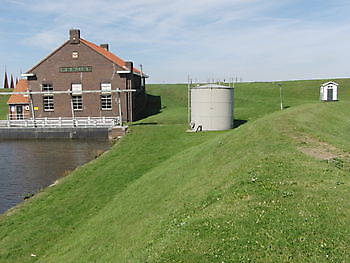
[1,101,350,262]
[0,89,12,119]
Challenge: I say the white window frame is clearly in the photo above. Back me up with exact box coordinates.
[42,83,53,92]
[101,94,112,110]
[72,51,79,59]
[72,95,83,111]
[43,95,54,111]
[72,83,82,95]
[101,83,112,94]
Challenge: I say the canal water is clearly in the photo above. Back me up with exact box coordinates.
[0,139,111,214]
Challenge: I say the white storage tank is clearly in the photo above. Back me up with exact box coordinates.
[190,84,234,131]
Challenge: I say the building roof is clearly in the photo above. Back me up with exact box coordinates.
[26,30,147,78]
[80,39,144,76]
[81,39,128,70]
[7,79,30,105]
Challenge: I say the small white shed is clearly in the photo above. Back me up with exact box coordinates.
[320,81,338,101]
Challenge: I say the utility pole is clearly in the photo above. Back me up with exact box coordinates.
[140,64,144,89]
[278,83,283,110]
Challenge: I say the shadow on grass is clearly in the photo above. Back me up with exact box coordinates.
[233,119,248,129]
[131,122,159,126]
[131,119,247,128]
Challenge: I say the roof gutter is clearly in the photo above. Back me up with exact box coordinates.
[134,72,149,78]
[116,70,149,78]
[116,70,131,74]
[21,73,35,78]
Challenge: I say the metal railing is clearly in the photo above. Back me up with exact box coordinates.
[7,113,31,120]
[0,117,121,128]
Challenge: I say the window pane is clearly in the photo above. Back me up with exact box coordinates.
[72,51,79,59]
[72,95,83,110]
[42,84,53,92]
[101,83,112,93]
[101,95,112,110]
[72,83,82,95]
[43,95,54,111]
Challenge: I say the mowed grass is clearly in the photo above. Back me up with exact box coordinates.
[0,80,350,262]
[0,89,11,119]
[234,78,350,121]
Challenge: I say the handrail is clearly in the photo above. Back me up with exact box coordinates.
[0,89,137,96]
[8,113,31,120]
[0,117,121,128]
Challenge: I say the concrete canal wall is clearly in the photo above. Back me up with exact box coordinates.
[0,127,126,140]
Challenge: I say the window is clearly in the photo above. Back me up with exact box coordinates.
[72,83,82,95]
[101,95,112,110]
[72,95,83,110]
[43,95,54,111]
[72,51,79,59]
[42,83,53,92]
[71,83,83,110]
[101,83,112,94]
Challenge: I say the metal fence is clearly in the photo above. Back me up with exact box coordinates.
[7,113,31,120]
[0,117,121,128]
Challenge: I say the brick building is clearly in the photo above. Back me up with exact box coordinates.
[7,79,30,119]
[10,29,160,122]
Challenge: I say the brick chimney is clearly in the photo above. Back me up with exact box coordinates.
[100,44,109,51]
[69,29,80,44]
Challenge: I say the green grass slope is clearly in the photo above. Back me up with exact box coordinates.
[234,78,350,121]
[0,89,11,119]
[1,80,350,262]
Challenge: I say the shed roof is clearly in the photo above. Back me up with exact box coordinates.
[7,79,30,105]
[321,81,339,87]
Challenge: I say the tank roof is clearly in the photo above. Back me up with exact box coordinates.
[192,84,233,89]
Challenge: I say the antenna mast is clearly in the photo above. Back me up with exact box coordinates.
[187,75,191,126]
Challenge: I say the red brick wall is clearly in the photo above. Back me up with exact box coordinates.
[27,41,140,121]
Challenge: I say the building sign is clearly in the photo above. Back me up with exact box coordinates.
[34,107,39,111]
[59,66,92,73]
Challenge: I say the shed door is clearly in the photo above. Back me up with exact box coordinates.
[327,89,333,101]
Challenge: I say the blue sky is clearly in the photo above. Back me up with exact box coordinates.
[1,0,350,83]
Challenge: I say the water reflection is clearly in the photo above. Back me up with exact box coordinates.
[0,139,110,214]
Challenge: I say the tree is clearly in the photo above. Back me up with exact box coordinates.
[10,74,15,89]
[3,71,9,89]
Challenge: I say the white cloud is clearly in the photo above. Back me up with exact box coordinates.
[22,30,66,50]
[8,0,350,82]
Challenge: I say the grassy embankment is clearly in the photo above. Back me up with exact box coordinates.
[0,89,11,119]
[0,79,350,262]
